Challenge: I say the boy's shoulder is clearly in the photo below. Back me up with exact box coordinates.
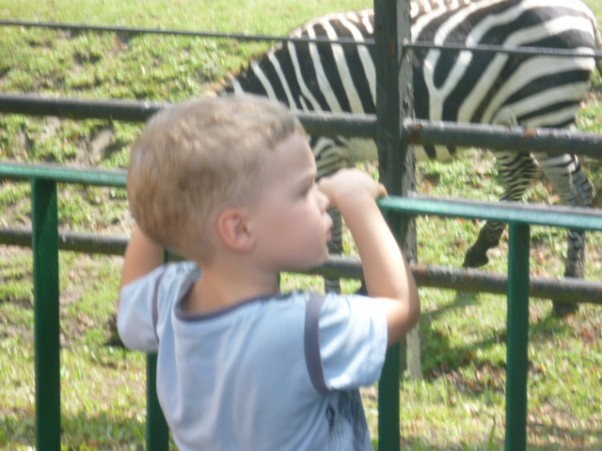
[162,260,200,278]
[120,260,200,317]
[136,260,199,290]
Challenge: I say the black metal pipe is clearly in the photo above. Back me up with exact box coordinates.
[0,20,371,48]
[298,112,376,138]
[0,93,167,122]
[1,227,599,304]
[3,94,602,152]
[0,93,377,137]
[404,119,602,158]
[0,227,128,255]
[4,19,602,62]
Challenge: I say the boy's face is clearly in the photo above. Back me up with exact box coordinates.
[249,132,333,272]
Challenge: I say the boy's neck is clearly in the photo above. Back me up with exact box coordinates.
[182,263,280,315]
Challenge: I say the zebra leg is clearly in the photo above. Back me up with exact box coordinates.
[534,153,594,315]
[324,208,343,293]
[463,151,540,268]
[314,139,350,293]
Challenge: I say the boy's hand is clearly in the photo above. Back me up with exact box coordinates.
[318,168,387,210]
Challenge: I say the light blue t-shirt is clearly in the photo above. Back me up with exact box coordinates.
[118,261,388,451]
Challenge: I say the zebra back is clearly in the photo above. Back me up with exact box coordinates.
[220,0,600,161]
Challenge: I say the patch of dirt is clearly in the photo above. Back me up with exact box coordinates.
[448,363,506,395]
[85,126,115,165]
[566,314,602,346]
[528,410,602,449]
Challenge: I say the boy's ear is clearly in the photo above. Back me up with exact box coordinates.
[216,208,254,252]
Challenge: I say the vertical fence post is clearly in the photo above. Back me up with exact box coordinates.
[32,178,61,450]
[147,354,169,450]
[505,223,530,451]
[374,0,417,448]
[146,249,170,450]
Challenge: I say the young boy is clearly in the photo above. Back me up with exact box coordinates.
[118,94,419,450]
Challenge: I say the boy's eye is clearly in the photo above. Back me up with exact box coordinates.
[299,175,317,197]
[299,185,315,200]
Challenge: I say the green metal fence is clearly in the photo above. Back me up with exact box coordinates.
[0,163,170,451]
[1,161,601,450]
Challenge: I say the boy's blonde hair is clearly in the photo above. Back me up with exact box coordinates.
[127,94,305,262]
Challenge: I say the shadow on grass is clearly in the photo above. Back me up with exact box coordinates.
[399,426,602,451]
[420,291,502,382]
[420,290,573,381]
[398,437,502,450]
[426,290,484,322]
[0,411,148,449]
[528,421,602,450]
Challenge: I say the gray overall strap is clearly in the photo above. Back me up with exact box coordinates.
[151,272,165,343]
[304,293,329,394]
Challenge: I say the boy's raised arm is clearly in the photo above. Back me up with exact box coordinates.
[319,169,420,346]
[119,227,164,304]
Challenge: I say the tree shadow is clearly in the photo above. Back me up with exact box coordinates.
[420,290,502,381]
[0,411,162,449]
[420,289,574,383]
[528,421,602,450]
[425,289,483,322]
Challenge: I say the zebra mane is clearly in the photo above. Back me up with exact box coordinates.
[288,9,374,38]
[411,0,488,18]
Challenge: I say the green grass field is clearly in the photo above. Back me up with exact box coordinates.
[0,0,601,449]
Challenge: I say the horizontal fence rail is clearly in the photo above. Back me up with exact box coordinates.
[1,227,600,304]
[0,94,377,138]
[380,195,602,230]
[404,119,602,158]
[2,94,602,154]
[3,19,602,63]
[0,19,374,48]
[1,228,601,304]
[1,162,601,305]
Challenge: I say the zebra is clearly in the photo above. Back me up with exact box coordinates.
[217,0,602,314]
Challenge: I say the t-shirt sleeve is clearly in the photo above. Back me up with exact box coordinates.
[117,265,167,353]
[305,293,388,392]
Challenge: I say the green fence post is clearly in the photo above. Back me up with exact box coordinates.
[505,223,530,451]
[374,0,417,447]
[146,249,170,450]
[32,178,61,450]
[147,353,169,450]
[378,342,402,450]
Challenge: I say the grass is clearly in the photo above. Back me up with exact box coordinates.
[0,0,601,449]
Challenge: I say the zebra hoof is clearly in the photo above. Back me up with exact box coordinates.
[552,301,579,317]
[462,247,490,268]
